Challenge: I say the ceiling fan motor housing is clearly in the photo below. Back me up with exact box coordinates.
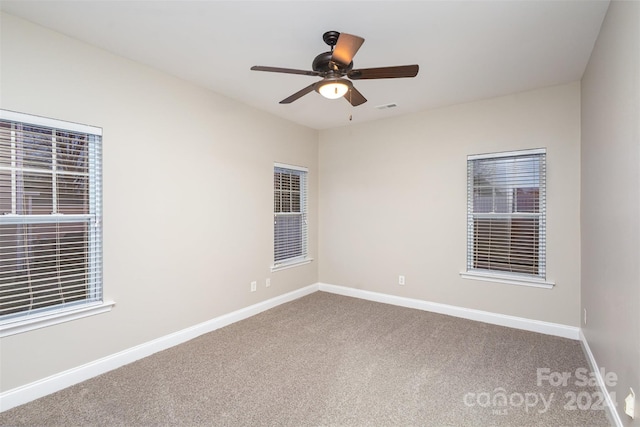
[312,51,353,74]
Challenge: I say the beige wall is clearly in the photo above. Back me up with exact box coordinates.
[581,1,640,425]
[319,82,582,326]
[0,13,318,392]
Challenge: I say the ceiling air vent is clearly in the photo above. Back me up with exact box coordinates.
[376,103,398,110]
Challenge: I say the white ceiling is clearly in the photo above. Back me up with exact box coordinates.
[1,1,609,130]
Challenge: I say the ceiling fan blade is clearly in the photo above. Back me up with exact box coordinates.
[331,33,365,66]
[251,66,319,77]
[348,65,419,80]
[279,82,318,104]
[344,85,367,107]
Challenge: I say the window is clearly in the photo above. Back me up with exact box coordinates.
[273,163,309,270]
[464,149,551,287]
[0,110,105,333]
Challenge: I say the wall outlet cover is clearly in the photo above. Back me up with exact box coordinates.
[625,388,635,418]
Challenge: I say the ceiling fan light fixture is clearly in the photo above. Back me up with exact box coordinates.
[317,79,351,99]
[251,31,419,106]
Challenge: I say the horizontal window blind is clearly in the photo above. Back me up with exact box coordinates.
[274,165,307,266]
[467,149,546,278]
[0,111,102,321]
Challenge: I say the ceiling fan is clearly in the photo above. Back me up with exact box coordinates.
[251,31,419,106]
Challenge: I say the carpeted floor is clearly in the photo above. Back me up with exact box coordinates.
[0,292,612,426]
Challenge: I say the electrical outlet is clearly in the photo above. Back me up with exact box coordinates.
[250,281,257,292]
[584,308,587,325]
[625,388,635,419]
[399,275,405,285]
[266,278,271,288]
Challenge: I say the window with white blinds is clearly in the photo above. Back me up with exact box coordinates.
[466,149,546,280]
[0,110,103,324]
[273,163,308,270]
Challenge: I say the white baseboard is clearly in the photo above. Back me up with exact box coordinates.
[0,283,319,412]
[579,330,623,427]
[318,283,580,340]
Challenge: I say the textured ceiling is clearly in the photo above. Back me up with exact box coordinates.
[1,1,610,130]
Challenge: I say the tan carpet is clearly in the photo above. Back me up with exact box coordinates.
[0,292,612,426]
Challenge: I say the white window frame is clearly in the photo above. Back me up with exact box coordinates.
[460,148,554,289]
[0,110,113,337]
[271,162,312,272]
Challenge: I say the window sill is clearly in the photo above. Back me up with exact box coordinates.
[0,301,115,338]
[271,258,313,272]
[460,270,555,289]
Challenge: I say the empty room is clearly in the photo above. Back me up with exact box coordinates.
[0,1,638,426]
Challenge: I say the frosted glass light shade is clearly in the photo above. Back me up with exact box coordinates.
[318,80,349,99]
